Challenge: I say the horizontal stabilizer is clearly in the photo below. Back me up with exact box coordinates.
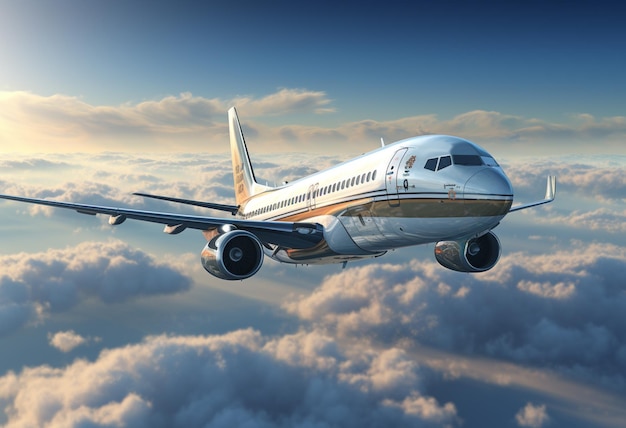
[509,175,556,213]
[133,192,239,215]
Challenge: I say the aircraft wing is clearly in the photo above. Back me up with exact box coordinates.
[509,176,556,213]
[0,194,323,249]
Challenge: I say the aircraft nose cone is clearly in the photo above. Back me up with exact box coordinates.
[464,168,513,197]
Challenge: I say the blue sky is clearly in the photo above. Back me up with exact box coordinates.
[1,1,625,156]
[2,0,625,122]
[1,1,626,427]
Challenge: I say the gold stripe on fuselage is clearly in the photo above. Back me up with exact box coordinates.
[365,197,512,219]
[250,195,512,223]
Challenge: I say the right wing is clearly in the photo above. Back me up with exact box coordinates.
[509,176,556,213]
[0,194,323,249]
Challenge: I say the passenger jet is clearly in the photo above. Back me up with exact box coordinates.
[0,108,555,280]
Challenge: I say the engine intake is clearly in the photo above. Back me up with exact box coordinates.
[201,230,264,280]
[434,231,501,273]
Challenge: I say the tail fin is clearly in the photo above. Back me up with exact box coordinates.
[228,107,270,206]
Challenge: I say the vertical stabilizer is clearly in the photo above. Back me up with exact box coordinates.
[229,108,270,206]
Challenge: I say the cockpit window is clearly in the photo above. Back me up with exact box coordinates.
[481,156,499,167]
[453,155,483,166]
[424,158,438,171]
[437,156,452,170]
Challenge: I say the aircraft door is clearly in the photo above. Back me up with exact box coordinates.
[385,148,407,206]
[307,183,319,211]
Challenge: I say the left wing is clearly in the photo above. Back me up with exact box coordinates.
[0,194,323,249]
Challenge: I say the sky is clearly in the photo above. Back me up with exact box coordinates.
[0,1,625,427]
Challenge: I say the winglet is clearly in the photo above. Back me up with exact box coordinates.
[509,176,556,213]
[545,175,556,201]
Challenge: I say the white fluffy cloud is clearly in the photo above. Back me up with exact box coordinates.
[0,329,457,428]
[506,161,626,201]
[48,330,101,353]
[1,143,624,427]
[536,208,626,234]
[285,243,626,390]
[0,89,334,152]
[0,240,191,336]
[2,89,625,153]
[516,403,549,427]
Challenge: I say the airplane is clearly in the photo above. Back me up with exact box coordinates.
[0,108,556,280]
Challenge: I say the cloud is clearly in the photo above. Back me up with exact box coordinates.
[233,88,335,116]
[516,403,549,427]
[506,161,626,201]
[0,89,335,152]
[285,242,626,390]
[0,329,457,428]
[0,240,191,336]
[2,89,625,153]
[336,111,626,149]
[0,152,241,218]
[48,330,101,353]
[0,151,356,222]
[0,159,74,171]
[537,208,626,234]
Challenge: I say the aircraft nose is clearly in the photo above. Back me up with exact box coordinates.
[464,168,513,197]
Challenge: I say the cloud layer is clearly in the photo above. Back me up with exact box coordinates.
[0,329,457,428]
[1,146,624,426]
[286,243,626,390]
[2,89,625,153]
[0,240,191,336]
[0,89,334,151]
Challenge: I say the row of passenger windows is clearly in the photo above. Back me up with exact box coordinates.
[245,169,378,218]
[424,154,497,171]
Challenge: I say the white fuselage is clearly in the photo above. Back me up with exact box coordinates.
[237,135,513,264]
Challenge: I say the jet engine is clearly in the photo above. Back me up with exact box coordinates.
[434,231,501,273]
[201,230,264,280]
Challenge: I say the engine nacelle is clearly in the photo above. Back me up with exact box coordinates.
[201,230,264,280]
[434,231,501,273]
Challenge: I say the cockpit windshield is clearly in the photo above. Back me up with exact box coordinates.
[481,156,499,166]
[424,155,452,171]
[424,154,499,171]
[452,155,482,166]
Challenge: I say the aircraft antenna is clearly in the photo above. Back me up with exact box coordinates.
[380,138,385,147]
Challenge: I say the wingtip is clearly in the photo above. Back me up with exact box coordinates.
[546,175,557,200]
